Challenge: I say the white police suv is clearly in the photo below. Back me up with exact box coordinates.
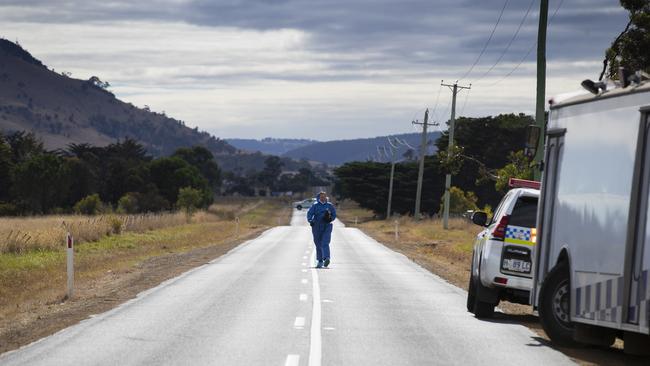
[466,178,540,318]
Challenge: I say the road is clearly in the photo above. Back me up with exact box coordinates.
[0,210,573,366]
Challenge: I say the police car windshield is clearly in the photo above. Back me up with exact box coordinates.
[509,196,538,228]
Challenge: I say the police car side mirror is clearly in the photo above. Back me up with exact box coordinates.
[471,211,488,227]
[524,125,541,159]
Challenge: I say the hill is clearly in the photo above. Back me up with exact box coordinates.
[282,132,442,166]
[226,138,317,155]
[0,40,239,157]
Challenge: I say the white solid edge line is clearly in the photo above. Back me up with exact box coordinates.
[309,250,322,366]
[285,354,300,366]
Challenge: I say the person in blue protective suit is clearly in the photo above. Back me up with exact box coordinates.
[307,191,337,268]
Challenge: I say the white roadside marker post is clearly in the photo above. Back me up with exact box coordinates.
[354,217,358,226]
[394,219,399,242]
[66,232,74,299]
[235,217,240,238]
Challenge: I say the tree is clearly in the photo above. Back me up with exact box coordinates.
[11,154,71,213]
[173,146,221,190]
[334,158,444,217]
[258,156,284,191]
[177,186,203,217]
[117,192,139,214]
[149,157,211,206]
[73,194,103,215]
[604,1,650,79]
[494,151,534,193]
[440,187,479,215]
[5,131,45,163]
[435,114,531,208]
[87,76,111,90]
[0,136,13,202]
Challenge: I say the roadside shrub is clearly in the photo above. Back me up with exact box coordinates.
[0,203,17,216]
[177,187,202,217]
[440,186,479,215]
[108,216,122,234]
[117,192,139,214]
[73,194,103,215]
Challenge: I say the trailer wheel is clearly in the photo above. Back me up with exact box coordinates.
[297,205,302,210]
[539,260,577,347]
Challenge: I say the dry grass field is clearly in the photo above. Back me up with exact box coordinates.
[0,198,291,353]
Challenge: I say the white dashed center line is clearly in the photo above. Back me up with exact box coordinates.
[309,250,322,366]
[294,317,305,328]
[285,354,300,366]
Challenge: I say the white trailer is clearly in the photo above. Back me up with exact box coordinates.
[532,77,650,352]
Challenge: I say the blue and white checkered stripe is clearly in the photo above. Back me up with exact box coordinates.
[505,225,531,241]
[574,270,650,331]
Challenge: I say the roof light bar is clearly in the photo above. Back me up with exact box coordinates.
[508,178,540,190]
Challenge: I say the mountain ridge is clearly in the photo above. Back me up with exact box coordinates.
[0,38,236,158]
[281,132,442,166]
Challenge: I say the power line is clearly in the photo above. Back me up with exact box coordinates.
[458,0,510,81]
[437,96,453,129]
[430,83,443,116]
[458,87,472,117]
[488,0,565,86]
[473,0,537,84]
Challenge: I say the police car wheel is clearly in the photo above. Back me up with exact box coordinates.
[472,277,495,318]
[539,260,577,347]
[467,273,476,313]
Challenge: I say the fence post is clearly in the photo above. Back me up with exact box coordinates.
[66,232,74,299]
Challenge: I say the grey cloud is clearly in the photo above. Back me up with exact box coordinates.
[0,0,633,139]
[0,0,628,78]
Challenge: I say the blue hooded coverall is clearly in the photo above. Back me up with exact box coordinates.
[307,195,337,263]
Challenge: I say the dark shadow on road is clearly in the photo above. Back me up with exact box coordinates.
[476,311,650,365]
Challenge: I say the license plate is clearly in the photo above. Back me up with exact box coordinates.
[502,259,531,273]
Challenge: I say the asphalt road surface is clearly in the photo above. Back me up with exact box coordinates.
[0,209,573,366]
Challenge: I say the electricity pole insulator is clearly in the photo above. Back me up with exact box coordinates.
[441,81,471,229]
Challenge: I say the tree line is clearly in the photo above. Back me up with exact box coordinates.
[333,113,534,217]
[0,132,331,216]
[0,132,220,215]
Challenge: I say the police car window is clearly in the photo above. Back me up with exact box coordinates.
[490,192,511,225]
[509,196,538,228]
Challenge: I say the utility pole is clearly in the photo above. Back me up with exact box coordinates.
[534,0,548,180]
[441,81,471,229]
[385,138,399,219]
[412,109,432,219]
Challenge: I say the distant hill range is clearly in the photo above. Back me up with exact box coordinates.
[281,132,442,166]
[227,138,317,155]
[0,39,311,173]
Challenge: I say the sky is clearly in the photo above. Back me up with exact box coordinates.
[0,0,630,141]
